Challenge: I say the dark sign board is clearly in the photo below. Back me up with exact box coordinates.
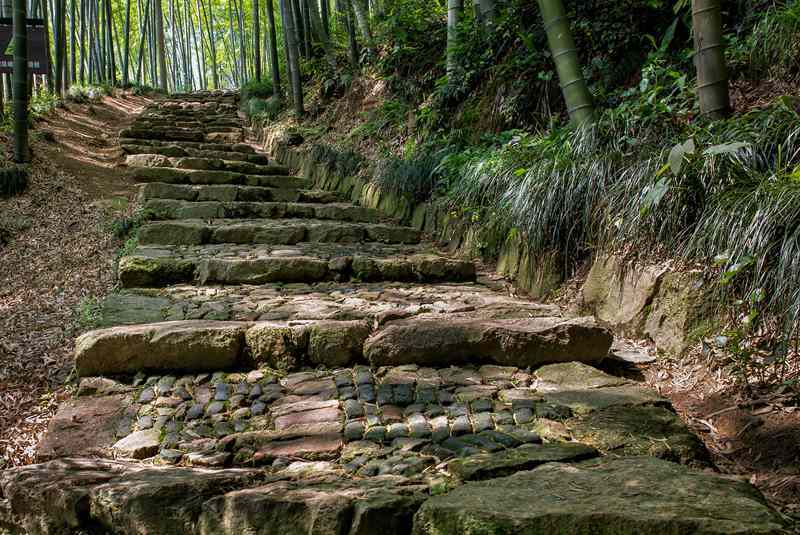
[0,18,50,74]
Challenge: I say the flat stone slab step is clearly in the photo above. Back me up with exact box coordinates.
[137,219,421,246]
[127,154,290,176]
[95,282,559,326]
[144,199,382,223]
[2,454,782,534]
[73,315,610,376]
[416,456,785,534]
[139,182,345,204]
[120,126,206,142]
[121,138,258,154]
[123,143,272,165]
[131,166,310,188]
[118,243,476,287]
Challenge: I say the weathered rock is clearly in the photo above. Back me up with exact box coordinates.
[0,458,265,534]
[582,254,666,334]
[37,394,136,460]
[568,405,711,467]
[75,320,249,376]
[414,456,785,535]
[307,320,372,367]
[446,442,598,481]
[197,477,427,535]
[365,316,612,368]
[112,429,161,459]
[126,153,173,168]
[645,270,717,356]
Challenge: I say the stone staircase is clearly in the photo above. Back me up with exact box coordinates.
[0,91,786,534]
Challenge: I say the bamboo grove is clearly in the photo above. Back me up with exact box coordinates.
[1,0,730,121]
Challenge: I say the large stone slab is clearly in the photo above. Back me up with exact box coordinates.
[414,456,786,535]
[0,459,266,534]
[37,394,136,460]
[75,320,249,376]
[364,316,612,368]
[197,477,428,535]
[137,219,421,246]
[446,443,598,481]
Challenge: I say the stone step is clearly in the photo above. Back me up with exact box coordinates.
[136,118,242,128]
[139,182,345,204]
[117,243,476,287]
[123,144,271,165]
[144,199,382,223]
[2,454,781,534]
[120,138,257,154]
[127,154,290,177]
[137,219,421,246]
[73,317,611,376]
[120,127,206,142]
[95,282,559,326]
[130,167,310,188]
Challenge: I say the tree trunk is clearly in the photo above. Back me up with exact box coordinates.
[446,0,462,83]
[54,0,63,95]
[341,0,358,68]
[279,0,303,115]
[320,0,328,36]
[252,0,261,81]
[692,0,730,118]
[306,0,336,69]
[537,0,594,125]
[289,0,305,57]
[135,0,151,84]
[198,0,218,88]
[79,0,85,83]
[105,0,116,84]
[349,0,373,55]
[169,0,178,90]
[12,0,28,163]
[265,0,281,95]
[70,0,77,83]
[154,0,167,90]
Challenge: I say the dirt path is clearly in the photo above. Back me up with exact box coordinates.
[0,93,152,467]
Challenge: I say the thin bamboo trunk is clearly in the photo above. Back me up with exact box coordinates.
[198,0,218,88]
[290,0,305,57]
[692,0,730,118]
[446,0,462,83]
[105,0,116,84]
[169,0,178,89]
[154,0,167,90]
[252,0,261,81]
[537,0,594,125]
[79,0,85,82]
[307,0,335,69]
[279,0,303,115]
[265,0,280,95]
[320,0,328,36]
[70,0,76,83]
[135,0,151,83]
[123,0,131,84]
[12,0,28,162]
[349,0,373,56]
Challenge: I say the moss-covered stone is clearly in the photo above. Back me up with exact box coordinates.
[447,443,598,481]
[414,456,785,535]
[118,255,197,288]
[568,405,711,467]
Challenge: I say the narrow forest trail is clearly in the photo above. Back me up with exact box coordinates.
[0,92,788,534]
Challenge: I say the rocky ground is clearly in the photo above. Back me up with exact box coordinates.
[0,91,791,534]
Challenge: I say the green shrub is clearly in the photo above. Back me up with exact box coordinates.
[241,80,274,102]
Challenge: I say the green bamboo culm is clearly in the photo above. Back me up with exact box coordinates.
[12,0,28,164]
[536,0,595,126]
[446,0,463,83]
[692,0,731,119]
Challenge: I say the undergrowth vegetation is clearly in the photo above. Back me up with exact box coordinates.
[292,0,800,385]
